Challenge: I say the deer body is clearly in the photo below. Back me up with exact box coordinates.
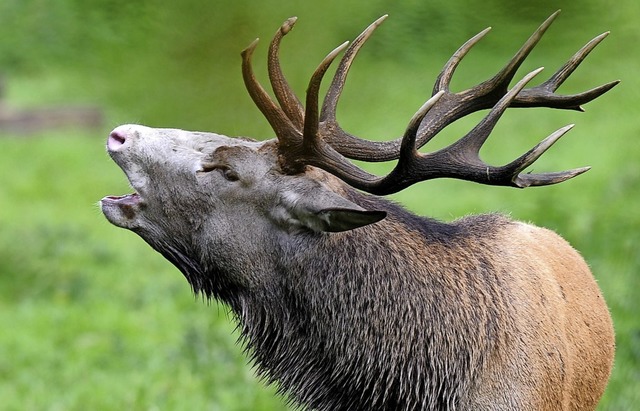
[232,178,614,411]
[101,12,616,411]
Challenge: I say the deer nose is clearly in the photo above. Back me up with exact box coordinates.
[107,128,129,151]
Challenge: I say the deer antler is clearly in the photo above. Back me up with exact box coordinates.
[241,11,618,195]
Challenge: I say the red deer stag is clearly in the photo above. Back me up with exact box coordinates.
[101,11,616,411]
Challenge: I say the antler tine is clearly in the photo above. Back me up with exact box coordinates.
[241,39,300,142]
[320,14,388,122]
[480,10,560,95]
[316,15,406,162]
[399,91,446,157]
[434,27,492,93]
[506,124,591,187]
[268,17,305,129]
[516,80,620,111]
[515,166,591,188]
[514,32,621,110]
[303,41,350,149]
[455,68,545,155]
[274,41,350,174]
[544,32,610,91]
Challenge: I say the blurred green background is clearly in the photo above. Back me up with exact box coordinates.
[0,0,637,409]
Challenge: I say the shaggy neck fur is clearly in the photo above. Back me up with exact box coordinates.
[191,194,516,411]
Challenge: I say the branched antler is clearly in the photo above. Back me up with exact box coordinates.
[241,11,618,195]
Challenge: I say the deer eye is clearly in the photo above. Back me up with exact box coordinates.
[200,163,239,182]
[220,167,239,182]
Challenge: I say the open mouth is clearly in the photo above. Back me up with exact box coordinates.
[102,193,142,205]
[101,192,143,225]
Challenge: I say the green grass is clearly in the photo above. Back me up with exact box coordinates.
[0,2,639,409]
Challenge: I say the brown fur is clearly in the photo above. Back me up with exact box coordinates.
[379,210,614,410]
[493,223,615,410]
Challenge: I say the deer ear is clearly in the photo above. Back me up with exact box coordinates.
[280,189,386,233]
[314,208,387,232]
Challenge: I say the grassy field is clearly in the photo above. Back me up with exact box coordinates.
[1,1,638,410]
